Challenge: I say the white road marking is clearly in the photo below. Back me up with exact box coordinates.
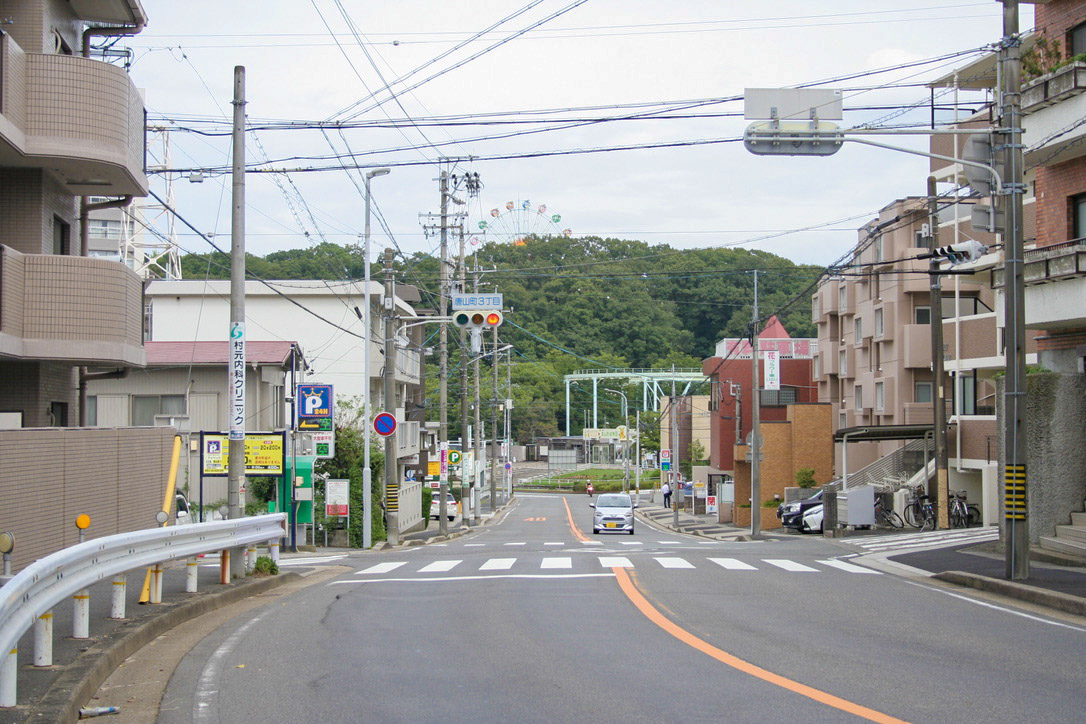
[658,541,682,545]
[480,558,516,571]
[193,610,271,722]
[655,557,695,569]
[620,541,643,546]
[544,542,564,546]
[817,559,882,574]
[464,543,485,547]
[278,555,348,566]
[418,560,462,573]
[503,542,527,546]
[708,558,757,571]
[541,557,572,569]
[899,579,1086,632]
[356,562,407,575]
[599,556,634,568]
[764,559,819,572]
[331,573,616,585]
[581,540,604,545]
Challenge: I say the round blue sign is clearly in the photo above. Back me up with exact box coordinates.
[373,412,397,437]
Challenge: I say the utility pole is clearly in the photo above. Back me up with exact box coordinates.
[491,325,499,511]
[506,349,513,502]
[227,66,247,580]
[437,170,450,535]
[635,408,641,495]
[1001,0,1029,580]
[671,368,679,530]
[458,227,471,527]
[928,176,950,530]
[382,248,399,545]
[362,167,389,550]
[750,270,762,538]
[472,263,483,524]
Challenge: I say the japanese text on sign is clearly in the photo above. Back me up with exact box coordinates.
[451,293,503,310]
[230,322,246,440]
[202,432,285,476]
[326,479,349,517]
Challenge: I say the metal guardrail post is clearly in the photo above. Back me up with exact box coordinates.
[186,557,199,593]
[150,564,163,605]
[33,613,52,666]
[72,590,90,639]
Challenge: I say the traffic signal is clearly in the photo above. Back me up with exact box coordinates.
[921,240,989,265]
[452,310,503,329]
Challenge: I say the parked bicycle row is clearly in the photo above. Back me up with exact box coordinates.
[776,486,982,534]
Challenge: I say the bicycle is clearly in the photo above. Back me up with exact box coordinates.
[903,486,936,531]
[949,490,971,529]
[874,497,904,528]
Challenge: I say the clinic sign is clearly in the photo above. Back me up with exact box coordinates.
[201,431,286,476]
[297,384,334,431]
[230,322,245,441]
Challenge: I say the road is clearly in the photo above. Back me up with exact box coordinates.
[143,493,1084,723]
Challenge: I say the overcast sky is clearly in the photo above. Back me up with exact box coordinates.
[126,1,1032,269]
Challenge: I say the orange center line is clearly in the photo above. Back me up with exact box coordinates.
[561,495,591,543]
[612,567,910,724]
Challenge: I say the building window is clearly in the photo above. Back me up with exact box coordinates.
[915,382,933,403]
[875,381,884,411]
[87,396,97,426]
[839,412,847,429]
[49,402,69,427]
[812,296,820,318]
[875,236,884,262]
[838,285,846,311]
[915,306,931,325]
[872,272,880,300]
[761,387,798,406]
[875,308,884,337]
[855,385,863,411]
[855,318,863,341]
[839,349,846,375]
[132,395,185,427]
[1073,193,1086,241]
[53,217,70,255]
[813,355,821,379]
[1072,22,1086,57]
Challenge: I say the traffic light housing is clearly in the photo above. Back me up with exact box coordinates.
[922,240,989,265]
[452,310,503,329]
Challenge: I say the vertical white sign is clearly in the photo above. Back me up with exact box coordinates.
[439,442,448,484]
[764,350,780,391]
[230,322,246,440]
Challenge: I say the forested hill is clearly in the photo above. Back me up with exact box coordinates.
[180,236,823,369]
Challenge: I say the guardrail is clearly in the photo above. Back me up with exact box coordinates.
[0,513,286,707]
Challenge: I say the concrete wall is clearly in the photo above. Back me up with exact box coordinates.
[0,426,177,572]
[1002,373,1086,544]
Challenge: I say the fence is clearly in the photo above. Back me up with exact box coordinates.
[0,514,285,707]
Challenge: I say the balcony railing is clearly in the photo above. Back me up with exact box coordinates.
[1022,61,1086,112]
[992,239,1086,288]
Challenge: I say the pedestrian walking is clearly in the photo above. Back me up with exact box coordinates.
[661,480,671,508]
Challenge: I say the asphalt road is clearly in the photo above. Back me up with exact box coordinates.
[148,493,1085,723]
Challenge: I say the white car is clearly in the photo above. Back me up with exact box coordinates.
[430,492,457,521]
[801,504,824,534]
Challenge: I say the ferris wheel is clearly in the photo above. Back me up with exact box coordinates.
[474,200,572,246]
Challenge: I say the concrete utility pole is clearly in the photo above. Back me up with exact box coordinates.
[750,270,762,538]
[227,65,247,580]
[1000,0,1029,580]
[382,248,399,545]
[437,170,450,535]
[505,350,513,501]
[472,264,483,524]
[928,176,950,530]
[491,325,499,511]
[458,227,471,527]
[362,168,389,549]
[671,368,679,529]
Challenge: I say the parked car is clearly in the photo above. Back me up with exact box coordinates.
[801,504,824,534]
[776,489,823,530]
[591,493,637,535]
[430,492,457,521]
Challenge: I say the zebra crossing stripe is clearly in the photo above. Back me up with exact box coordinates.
[764,559,819,572]
[357,562,408,575]
[479,558,516,571]
[541,557,572,569]
[708,558,757,571]
[817,559,881,575]
[655,557,695,569]
[418,560,461,573]
[599,556,634,568]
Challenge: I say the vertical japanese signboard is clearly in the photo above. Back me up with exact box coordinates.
[764,350,780,391]
[230,322,246,440]
[439,442,448,485]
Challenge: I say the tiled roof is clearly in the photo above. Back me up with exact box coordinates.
[145,341,296,366]
[758,315,791,339]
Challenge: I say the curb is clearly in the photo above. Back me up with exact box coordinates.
[26,571,303,724]
[933,570,1086,617]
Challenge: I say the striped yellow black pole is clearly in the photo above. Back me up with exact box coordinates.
[1004,464,1027,520]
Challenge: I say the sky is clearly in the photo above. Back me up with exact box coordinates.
[123,1,1034,270]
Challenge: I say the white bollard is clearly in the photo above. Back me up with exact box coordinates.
[186,557,199,593]
[110,575,126,619]
[72,590,90,639]
[0,647,17,708]
[246,545,257,572]
[33,611,53,667]
[269,540,280,564]
[150,564,163,604]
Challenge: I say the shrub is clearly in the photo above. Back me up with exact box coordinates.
[795,468,817,488]
[252,556,279,576]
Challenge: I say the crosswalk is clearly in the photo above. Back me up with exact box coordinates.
[351,555,881,577]
[844,526,998,554]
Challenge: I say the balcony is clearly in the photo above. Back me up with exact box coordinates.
[0,246,144,365]
[992,240,1086,330]
[1022,61,1086,167]
[0,35,146,195]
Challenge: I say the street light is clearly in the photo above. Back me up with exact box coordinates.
[604,388,629,491]
[363,168,390,550]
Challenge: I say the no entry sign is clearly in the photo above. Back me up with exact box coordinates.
[373,412,397,437]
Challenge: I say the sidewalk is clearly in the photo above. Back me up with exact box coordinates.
[634,499,752,540]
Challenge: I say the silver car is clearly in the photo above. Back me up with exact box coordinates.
[591,493,637,535]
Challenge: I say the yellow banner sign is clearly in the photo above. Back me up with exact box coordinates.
[202,433,285,476]
[427,460,441,477]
